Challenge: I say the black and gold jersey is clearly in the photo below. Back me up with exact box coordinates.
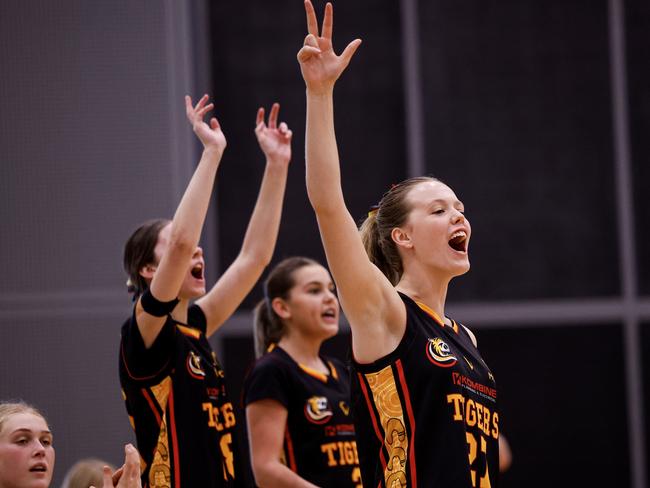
[119,302,246,488]
[243,346,361,487]
[350,293,499,488]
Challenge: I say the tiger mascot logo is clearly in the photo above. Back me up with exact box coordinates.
[304,396,333,424]
[426,337,457,367]
[187,350,206,379]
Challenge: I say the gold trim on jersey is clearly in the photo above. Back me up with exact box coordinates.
[328,361,339,380]
[415,301,458,333]
[299,364,329,383]
[149,377,172,488]
[365,365,409,487]
[177,324,201,339]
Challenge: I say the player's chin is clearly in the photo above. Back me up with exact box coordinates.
[321,322,339,339]
[193,285,207,297]
[450,259,470,277]
[30,477,52,488]
[182,284,206,300]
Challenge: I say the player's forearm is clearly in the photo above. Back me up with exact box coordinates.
[239,161,289,265]
[305,92,345,215]
[168,148,221,251]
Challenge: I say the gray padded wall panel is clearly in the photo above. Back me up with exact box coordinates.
[0,0,179,294]
[0,1,199,486]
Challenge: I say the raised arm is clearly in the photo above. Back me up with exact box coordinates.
[137,95,226,348]
[196,103,291,336]
[298,1,404,361]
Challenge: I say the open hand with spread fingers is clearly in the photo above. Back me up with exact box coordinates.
[255,102,292,167]
[185,94,227,157]
[297,0,362,95]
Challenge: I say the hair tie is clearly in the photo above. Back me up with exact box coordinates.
[368,204,379,218]
[126,278,139,302]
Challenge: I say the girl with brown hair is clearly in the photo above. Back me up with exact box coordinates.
[243,257,360,487]
[119,96,292,487]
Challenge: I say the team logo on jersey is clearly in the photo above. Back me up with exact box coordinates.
[187,351,206,379]
[426,337,458,367]
[304,396,333,424]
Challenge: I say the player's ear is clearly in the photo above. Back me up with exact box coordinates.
[139,264,157,280]
[391,227,413,250]
[271,297,291,320]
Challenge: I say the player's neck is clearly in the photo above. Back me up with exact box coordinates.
[278,335,327,373]
[396,270,450,325]
[170,299,190,324]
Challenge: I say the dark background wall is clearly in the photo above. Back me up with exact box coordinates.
[1,1,649,487]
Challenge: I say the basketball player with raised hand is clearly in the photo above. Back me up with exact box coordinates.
[297,2,500,486]
[119,96,292,487]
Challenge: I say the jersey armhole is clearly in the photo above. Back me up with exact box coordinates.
[120,306,176,381]
[460,323,478,348]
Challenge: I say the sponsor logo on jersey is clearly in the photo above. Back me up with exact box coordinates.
[426,337,458,367]
[187,351,206,379]
[304,396,333,424]
[452,372,498,400]
[325,423,356,437]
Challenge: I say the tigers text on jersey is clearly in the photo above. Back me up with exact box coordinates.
[243,346,362,487]
[119,302,246,487]
[350,293,499,488]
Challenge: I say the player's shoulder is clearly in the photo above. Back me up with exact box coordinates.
[252,346,294,374]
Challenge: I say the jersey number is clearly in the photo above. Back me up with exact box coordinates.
[351,466,362,488]
[466,432,491,488]
[202,403,236,480]
[220,433,234,480]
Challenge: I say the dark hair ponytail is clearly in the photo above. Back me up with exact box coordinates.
[359,210,400,285]
[253,299,285,358]
[253,256,320,357]
[123,218,170,299]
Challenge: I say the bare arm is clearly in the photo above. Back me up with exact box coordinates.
[137,95,226,348]
[196,104,291,337]
[499,434,513,473]
[298,1,404,361]
[246,400,319,488]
